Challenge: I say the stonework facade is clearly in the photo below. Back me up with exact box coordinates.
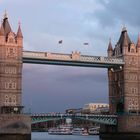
[0,13,31,139]
[107,27,140,115]
[100,28,140,139]
[0,13,23,113]
[82,103,109,113]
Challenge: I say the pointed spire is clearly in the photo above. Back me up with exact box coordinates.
[17,22,23,38]
[3,10,8,19]
[107,38,113,51]
[123,31,128,47]
[2,11,12,36]
[122,25,127,33]
[137,33,140,48]
[0,20,5,36]
[117,26,131,49]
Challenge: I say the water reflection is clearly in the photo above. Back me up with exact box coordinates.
[0,134,31,140]
[1,133,138,140]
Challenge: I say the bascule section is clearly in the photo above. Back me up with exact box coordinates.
[0,13,31,139]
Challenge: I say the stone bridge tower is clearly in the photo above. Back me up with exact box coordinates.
[100,27,140,139]
[0,13,31,140]
[108,27,140,115]
[0,13,23,114]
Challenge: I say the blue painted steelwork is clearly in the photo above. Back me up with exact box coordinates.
[23,58,122,68]
[31,113,117,125]
[32,117,62,124]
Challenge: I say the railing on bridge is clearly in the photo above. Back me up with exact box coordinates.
[31,113,117,125]
[23,51,124,68]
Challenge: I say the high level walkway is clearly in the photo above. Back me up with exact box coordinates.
[23,51,124,68]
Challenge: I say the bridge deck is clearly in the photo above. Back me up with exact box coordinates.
[23,51,124,68]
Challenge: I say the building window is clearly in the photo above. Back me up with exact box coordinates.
[131,49,134,53]
[9,38,14,43]
[4,95,17,105]
[7,48,16,58]
[5,67,16,74]
[129,98,138,111]
[5,80,17,89]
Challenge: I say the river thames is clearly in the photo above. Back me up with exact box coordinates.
[32,132,100,140]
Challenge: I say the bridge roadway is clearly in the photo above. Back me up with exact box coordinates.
[31,113,117,125]
[23,51,124,68]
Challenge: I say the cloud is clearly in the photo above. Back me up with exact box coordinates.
[88,0,140,28]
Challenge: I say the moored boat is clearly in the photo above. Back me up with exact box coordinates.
[48,125,72,135]
[88,127,100,135]
[72,128,89,136]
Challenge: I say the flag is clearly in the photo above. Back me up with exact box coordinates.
[58,40,63,44]
[83,43,89,45]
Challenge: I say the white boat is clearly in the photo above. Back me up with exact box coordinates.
[48,125,72,135]
[88,127,100,135]
[72,128,89,136]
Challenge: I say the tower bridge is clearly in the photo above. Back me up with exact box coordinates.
[1,13,140,140]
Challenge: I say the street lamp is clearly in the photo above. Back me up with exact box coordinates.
[14,107,18,113]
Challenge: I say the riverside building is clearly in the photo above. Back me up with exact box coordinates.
[82,103,109,114]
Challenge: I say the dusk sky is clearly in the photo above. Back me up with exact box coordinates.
[1,0,140,113]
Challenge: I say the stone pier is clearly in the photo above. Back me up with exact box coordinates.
[0,114,31,140]
[100,115,140,140]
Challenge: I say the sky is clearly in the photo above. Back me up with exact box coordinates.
[1,0,140,113]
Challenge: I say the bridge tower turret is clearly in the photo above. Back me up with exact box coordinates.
[136,33,140,54]
[17,22,23,45]
[0,21,5,43]
[107,38,113,57]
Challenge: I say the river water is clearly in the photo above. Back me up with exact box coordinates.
[32,132,100,140]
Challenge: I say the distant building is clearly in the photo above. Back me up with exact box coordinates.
[65,108,82,114]
[82,103,109,114]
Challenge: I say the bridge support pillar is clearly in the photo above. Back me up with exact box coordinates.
[0,114,31,140]
[100,115,140,140]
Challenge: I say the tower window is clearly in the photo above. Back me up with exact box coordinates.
[9,97,12,103]
[131,49,134,53]
[10,48,13,54]
[9,38,14,43]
